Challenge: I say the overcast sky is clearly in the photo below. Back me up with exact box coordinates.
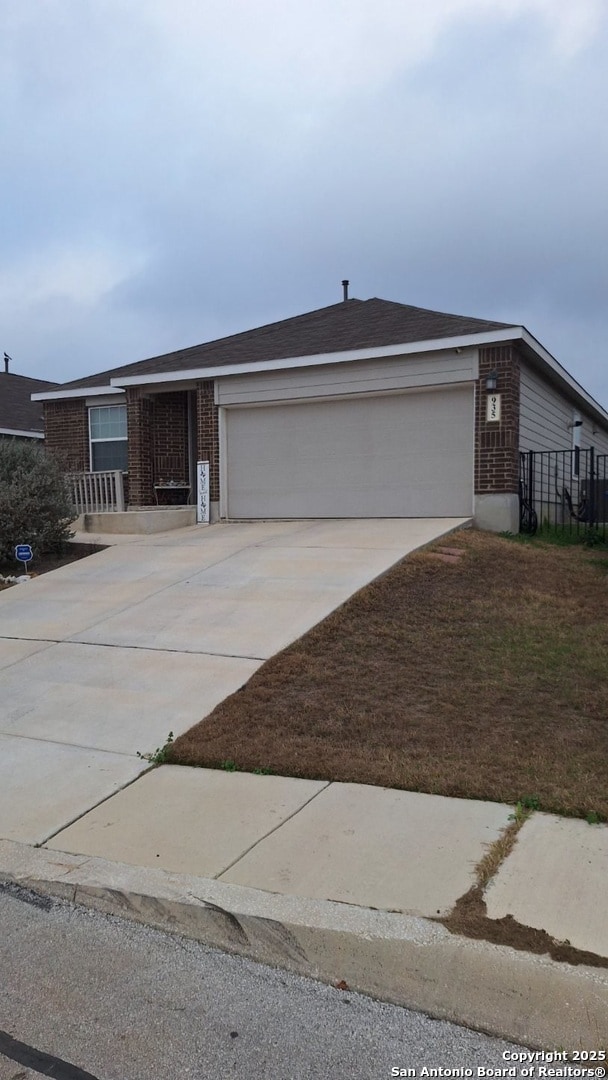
[2,0,607,404]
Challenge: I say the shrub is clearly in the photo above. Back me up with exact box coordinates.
[0,440,76,564]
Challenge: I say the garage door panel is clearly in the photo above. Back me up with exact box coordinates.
[225,388,473,518]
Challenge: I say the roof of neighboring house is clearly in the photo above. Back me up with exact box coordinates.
[0,372,57,435]
[42,298,514,393]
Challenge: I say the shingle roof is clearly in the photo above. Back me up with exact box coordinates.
[0,372,57,433]
[49,297,515,393]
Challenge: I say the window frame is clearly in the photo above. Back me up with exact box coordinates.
[88,404,128,473]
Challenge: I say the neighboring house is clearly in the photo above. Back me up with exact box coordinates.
[0,365,56,441]
[33,296,608,532]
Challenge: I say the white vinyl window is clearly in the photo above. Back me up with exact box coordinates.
[89,405,128,472]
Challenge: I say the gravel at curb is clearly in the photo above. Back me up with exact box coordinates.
[1,839,606,1051]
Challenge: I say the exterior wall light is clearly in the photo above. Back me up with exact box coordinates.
[485,371,498,392]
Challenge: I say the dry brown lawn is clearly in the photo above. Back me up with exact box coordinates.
[170,529,608,820]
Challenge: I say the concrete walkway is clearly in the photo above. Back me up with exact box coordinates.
[0,517,464,843]
[1,772,606,1051]
[1,515,606,1050]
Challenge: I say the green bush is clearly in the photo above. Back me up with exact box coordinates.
[0,440,76,564]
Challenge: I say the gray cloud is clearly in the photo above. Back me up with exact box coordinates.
[1,1,607,405]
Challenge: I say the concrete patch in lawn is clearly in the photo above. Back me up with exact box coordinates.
[220,782,511,916]
[0,642,260,755]
[485,813,608,957]
[0,734,146,845]
[46,767,328,877]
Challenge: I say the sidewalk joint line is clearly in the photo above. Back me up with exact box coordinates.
[214,780,333,879]
[0,729,144,758]
[64,639,267,661]
[39,768,154,847]
[0,635,265,662]
[0,637,58,668]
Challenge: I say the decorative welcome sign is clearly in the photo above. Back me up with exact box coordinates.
[196,461,210,524]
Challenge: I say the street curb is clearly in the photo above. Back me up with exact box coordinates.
[1,841,607,1050]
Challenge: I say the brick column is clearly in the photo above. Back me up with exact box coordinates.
[196,380,220,503]
[474,345,521,531]
[126,388,153,506]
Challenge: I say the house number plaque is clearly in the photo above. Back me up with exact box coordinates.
[486,393,501,422]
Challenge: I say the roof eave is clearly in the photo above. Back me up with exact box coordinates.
[28,325,608,428]
[519,328,608,427]
[31,385,124,402]
[109,327,522,388]
[0,427,45,439]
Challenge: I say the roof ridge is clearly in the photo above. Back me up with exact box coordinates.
[364,296,513,327]
[132,298,366,367]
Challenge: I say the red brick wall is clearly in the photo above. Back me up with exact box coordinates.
[196,380,220,502]
[126,389,191,506]
[475,345,521,495]
[43,400,89,470]
[151,392,189,483]
[126,389,153,506]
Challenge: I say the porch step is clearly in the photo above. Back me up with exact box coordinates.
[78,507,197,535]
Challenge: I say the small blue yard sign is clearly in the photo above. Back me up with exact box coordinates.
[15,544,33,571]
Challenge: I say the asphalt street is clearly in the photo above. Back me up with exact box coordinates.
[0,883,534,1080]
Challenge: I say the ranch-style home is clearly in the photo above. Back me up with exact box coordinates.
[33,294,608,533]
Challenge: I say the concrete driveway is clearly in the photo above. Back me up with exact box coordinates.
[0,517,467,844]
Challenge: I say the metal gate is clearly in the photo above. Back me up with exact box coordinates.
[519,448,608,540]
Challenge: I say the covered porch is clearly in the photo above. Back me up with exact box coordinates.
[124,381,218,512]
[54,380,219,531]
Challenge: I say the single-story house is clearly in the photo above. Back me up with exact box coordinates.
[33,295,608,532]
[0,363,56,441]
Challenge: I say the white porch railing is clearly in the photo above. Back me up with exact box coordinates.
[68,471,125,513]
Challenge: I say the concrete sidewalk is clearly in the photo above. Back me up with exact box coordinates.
[1,768,606,1051]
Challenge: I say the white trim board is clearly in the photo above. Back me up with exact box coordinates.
[111,328,518,388]
[32,385,122,401]
[0,427,44,439]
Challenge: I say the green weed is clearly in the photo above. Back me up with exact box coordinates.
[137,731,174,765]
[509,795,541,822]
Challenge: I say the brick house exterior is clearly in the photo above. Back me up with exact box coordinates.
[33,298,608,531]
[475,345,520,498]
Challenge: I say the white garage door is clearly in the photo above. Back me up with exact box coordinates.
[223,386,474,518]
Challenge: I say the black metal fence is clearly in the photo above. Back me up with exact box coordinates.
[519,448,608,541]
